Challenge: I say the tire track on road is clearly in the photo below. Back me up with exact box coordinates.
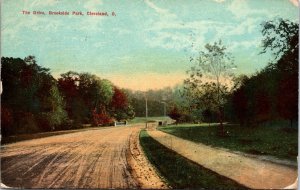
[1,126,143,188]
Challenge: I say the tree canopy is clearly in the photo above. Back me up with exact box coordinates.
[2,56,135,136]
[185,41,235,135]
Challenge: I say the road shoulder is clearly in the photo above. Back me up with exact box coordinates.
[127,129,168,189]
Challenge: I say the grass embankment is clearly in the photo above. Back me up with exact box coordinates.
[129,116,173,124]
[159,123,298,161]
[139,130,246,189]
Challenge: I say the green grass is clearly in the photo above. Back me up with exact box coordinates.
[139,130,246,189]
[159,123,298,161]
[129,116,173,124]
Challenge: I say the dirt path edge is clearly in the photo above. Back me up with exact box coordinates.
[127,129,169,189]
[147,129,297,189]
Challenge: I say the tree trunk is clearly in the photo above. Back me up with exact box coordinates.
[216,79,224,136]
[218,107,225,137]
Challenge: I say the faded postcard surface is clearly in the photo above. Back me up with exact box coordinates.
[0,0,298,189]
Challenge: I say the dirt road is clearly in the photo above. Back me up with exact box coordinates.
[1,125,166,189]
[148,129,298,189]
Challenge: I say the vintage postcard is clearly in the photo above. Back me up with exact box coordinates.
[0,0,298,189]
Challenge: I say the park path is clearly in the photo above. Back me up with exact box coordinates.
[147,129,298,189]
[1,125,166,189]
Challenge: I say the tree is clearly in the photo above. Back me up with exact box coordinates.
[58,71,85,124]
[58,72,115,125]
[127,88,173,117]
[97,79,114,107]
[232,85,248,125]
[168,106,182,124]
[185,41,235,136]
[47,84,68,130]
[1,56,68,134]
[109,87,134,121]
[261,18,298,126]
[261,18,298,60]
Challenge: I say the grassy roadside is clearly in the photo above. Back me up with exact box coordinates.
[139,130,246,189]
[129,116,173,124]
[159,124,298,161]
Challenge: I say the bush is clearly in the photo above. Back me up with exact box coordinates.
[36,113,52,132]
[18,113,40,134]
[1,107,14,136]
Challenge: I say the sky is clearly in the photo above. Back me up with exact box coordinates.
[1,0,299,91]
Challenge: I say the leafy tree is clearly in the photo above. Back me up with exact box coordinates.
[110,87,134,121]
[1,107,13,136]
[1,56,67,135]
[127,88,173,117]
[261,18,298,60]
[168,106,182,124]
[58,71,84,124]
[58,72,134,126]
[261,18,298,126]
[185,41,235,136]
[231,85,248,125]
[97,79,114,107]
[47,84,68,130]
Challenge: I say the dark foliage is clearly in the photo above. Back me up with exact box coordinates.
[1,57,135,136]
[231,19,298,126]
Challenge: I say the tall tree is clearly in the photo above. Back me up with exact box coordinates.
[47,84,68,130]
[1,56,67,134]
[58,71,84,124]
[109,87,135,121]
[231,75,249,125]
[185,41,235,136]
[261,18,298,60]
[261,18,298,126]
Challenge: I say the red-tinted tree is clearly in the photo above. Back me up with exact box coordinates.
[168,106,182,124]
[109,87,134,121]
[110,87,128,109]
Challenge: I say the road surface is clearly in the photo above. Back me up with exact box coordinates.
[1,125,166,189]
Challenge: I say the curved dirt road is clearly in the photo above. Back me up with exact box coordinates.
[1,125,165,189]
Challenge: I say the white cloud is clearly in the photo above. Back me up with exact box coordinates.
[143,1,219,51]
[143,0,271,53]
[228,39,261,51]
[145,31,191,51]
[83,0,103,11]
[142,0,263,52]
[144,16,262,53]
[27,0,59,7]
[144,0,169,15]
[112,28,131,35]
[93,41,106,48]
[144,0,176,20]
[226,17,260,36]
[228,0,269,19]
[213,0,226,3]
[116,55,132,63]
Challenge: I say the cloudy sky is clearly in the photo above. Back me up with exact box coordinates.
[1,0,298,90]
